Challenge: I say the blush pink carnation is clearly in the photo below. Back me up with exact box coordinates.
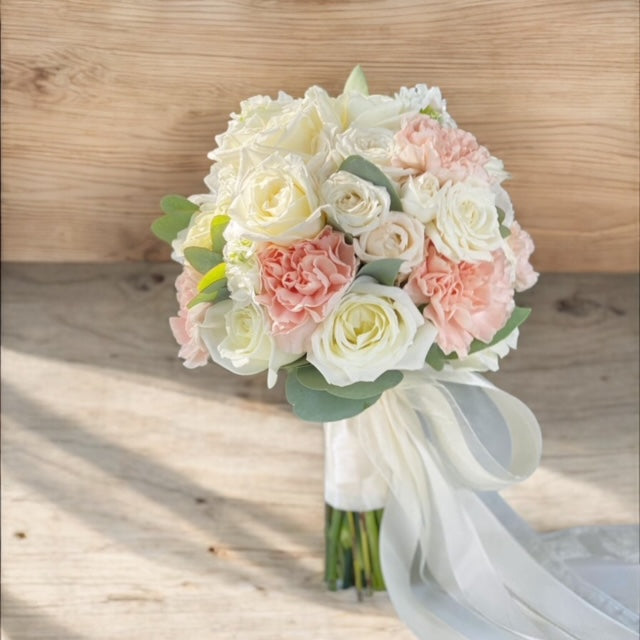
[507,222,539,292]
[169,266,210,368]
[257,226,358,353]
[394,115,491,184]
[405,242,514,358]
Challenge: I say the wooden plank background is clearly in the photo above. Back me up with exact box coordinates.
[1,0,638,269]
[1,265,638,639]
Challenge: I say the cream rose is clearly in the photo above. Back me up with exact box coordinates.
[307,277,437,386]
[401,173,441,224]
[199,299,301,388]
[353,212,425,275]
[209,91,295,166]
[321,171,390,236]
[229,153,324,244]
[212,87,340,170]
[427,179,502,262]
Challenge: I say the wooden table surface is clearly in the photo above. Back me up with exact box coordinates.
[1,264,638,640]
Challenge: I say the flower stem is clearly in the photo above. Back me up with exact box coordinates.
[346,511,364,600]
[358,513,373,595]
[324,504,386,595]
[326,506,343,591]
[365,511,385,590]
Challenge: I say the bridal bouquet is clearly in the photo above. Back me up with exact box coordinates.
[153,68,637,640]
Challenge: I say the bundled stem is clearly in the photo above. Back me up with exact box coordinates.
[325,504,386,595]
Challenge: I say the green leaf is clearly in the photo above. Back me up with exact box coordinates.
[357,259,404,287]
[285,373,381,422]
[210,215,230,254]
[187,285,230,309]
[343,65,369,95]
[296,365,403,400]
[160,195,199,216]
[282,357,310,372]
[497,207,506,225]
[339,155,403,212]
[184,247,223,274]
[468,306,531,354]
[500,225,511,238]
[425,343,448,371]
[420,105,440,119]
[198,262,227,291]
[151,213,193,244]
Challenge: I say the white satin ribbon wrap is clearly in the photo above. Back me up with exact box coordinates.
[324,368,639,639]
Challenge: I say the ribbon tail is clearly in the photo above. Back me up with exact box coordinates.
[323,370,639,639]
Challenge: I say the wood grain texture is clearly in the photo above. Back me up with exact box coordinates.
[1,0,638,269]
[1,264,638,639]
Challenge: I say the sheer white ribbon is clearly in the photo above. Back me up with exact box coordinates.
[324,369,639,639]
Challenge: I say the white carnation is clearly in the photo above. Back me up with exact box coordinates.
[427,180,503,262]
[223,223,260,304]
[321,171,390,236]
[395,84,456,127]
[353,212,425,275]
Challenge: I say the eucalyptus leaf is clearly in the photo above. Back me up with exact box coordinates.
[357,259,404,287]
[425,343,448,371]
[295,365,403,400]
[184,247,223,274]
[198,262,227,291]
[468,306,531,354]
[285,373,381,422]
[210,215,230,254]
[151,212,193,244]
[343,65,369,96]
[339,155,403,212]
[500,225,511,238]
[497,207,506,225]
[160,195,199,216]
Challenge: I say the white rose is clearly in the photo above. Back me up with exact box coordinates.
[213,87,341,171]
[447,329,519,372]
[209,92,295,166]
[200,299,301,388]
[222,223,261,303]
[427,180,502,262]
[333,126,410,185]
[229,152,324,244]
[353,212,425,275]
[321,171,390,236]
[307,277,437,386]
[401,173,441,224]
